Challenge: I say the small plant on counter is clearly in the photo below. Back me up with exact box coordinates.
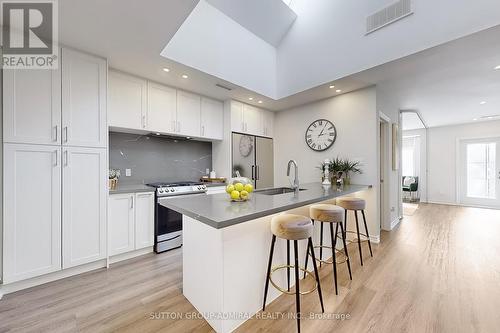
[317,157,362,185]
[108,169,121,190]
[341,159,362,185]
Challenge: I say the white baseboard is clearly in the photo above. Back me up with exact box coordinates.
[0,259,107,296]
[426,200,459,206]
[370,235,380,244]
[109,247,153,264]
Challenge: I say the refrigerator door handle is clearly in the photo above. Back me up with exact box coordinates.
[251,165,255,180]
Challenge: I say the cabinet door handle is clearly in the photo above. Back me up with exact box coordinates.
[53,150,58,166]
[142,115,146,128]
[63,126,68,143]
[53,126,58,142]
[130,196,134,209]
[64,150,69,166]
[201,125,205,136]
[251,165,255,180]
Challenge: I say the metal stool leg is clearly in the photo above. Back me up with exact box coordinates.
[319,221,324,267]
[263,235,276,311]
[329,223,338,295]
[361,210,373,257]
[308,237,324,313]
[343,210,348,238]
[287,240,291,291]
[293,240,301,333]
[354,210,363,266]
[339,222,352,280]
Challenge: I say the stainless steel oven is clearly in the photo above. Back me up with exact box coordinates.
[147,182,207,253]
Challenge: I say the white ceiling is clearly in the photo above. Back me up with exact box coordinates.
[205,0,296,47]
[402,112,425,131]
[58,1,500,128]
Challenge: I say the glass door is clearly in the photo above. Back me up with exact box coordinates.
[459,138,500,208]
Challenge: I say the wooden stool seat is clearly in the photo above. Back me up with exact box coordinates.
[309,204,344,223]
[337,197,366,210]
[271,214,313,240]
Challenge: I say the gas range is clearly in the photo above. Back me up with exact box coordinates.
[146,181,207,197]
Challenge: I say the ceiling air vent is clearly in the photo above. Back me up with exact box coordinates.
[215,83,232,91]
[366,0,413,35]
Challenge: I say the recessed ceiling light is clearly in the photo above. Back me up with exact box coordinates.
[329,85,335,89]
[248,97,253,101]
[473,118,478,121]
[336,89,342,93]
[487,116,494,119]
[495,65,500,70]
[181,74,188,79]
[162,68,170,72]
[258,100,263,104]
[480,101,487,105]
[186,137,191,139]
[155,132,161,136]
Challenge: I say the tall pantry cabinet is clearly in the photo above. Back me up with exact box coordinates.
[2,48,108,284]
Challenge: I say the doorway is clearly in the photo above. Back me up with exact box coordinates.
[459,137,500,208]
[379,113,390,230]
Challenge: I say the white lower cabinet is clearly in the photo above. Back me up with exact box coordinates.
[62,147,107,269]
[3,144,62,283]
[109,194,135,256]
[135,192,155,249]
[109,192,155,257]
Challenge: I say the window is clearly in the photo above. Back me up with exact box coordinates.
[466,143,496,199]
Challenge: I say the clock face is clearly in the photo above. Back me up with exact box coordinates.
[239,135,253,157]
[305,119,337,151]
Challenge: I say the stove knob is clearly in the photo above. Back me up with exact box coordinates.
[170,188,175,192]
[197,186,201,190]
[202,185,206,189]
[159,189,164,193]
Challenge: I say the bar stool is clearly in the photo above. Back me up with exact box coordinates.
[304,204,352,295]
[263,214,324,333]
[337,197,373,266]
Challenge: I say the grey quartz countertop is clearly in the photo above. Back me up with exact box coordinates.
[109,184,155,194]
[159,183,371,229]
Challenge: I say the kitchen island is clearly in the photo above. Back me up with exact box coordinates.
[160,183,371,333]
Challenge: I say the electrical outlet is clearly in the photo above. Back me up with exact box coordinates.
[125,168,132,177]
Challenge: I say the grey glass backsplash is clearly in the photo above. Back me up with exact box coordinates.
[109,132,212,185]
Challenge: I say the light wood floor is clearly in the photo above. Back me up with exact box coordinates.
[1,203,500,332]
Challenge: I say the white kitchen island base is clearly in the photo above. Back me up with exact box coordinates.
[183,213,314,333]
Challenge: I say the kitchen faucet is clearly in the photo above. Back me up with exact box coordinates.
[287,160,300,193]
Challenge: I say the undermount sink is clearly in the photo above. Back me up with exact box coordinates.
[255,187,307,195]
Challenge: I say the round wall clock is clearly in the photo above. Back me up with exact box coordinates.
[305,119,337,151]
[239,135,253,157]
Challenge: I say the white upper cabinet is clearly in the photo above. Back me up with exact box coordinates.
[135,192,155,249]
[62,147,107,269]
[176,90,201,137]
[62,48,107,148]
[3,144,62,283]
[262,110,274,138]
[3,66,61,145]
[200,97,223,140]
[231,101,244,133]
[243,104,263,136]
[109,70,147,130]
[147,82,177,134]
[109,193,135,256]
[230,101,272,137]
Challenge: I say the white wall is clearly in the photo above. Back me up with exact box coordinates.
[402,128,427,202]
[273,87,380,239]
[278,0,500,97]
[427,120,500,205]
[162,0,277,98]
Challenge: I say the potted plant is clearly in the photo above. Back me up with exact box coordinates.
[341,159,362,185]
[109,169,121,190]
[317,157,344,184]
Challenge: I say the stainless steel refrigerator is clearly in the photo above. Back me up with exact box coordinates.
[232,133,274,189]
